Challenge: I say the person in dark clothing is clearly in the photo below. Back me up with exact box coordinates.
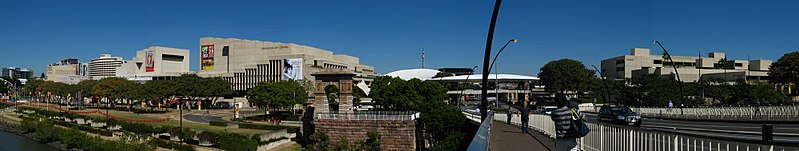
[551,93,583,151]
[520,100,532,133]
[507,107,513,125]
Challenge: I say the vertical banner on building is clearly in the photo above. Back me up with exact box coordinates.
[145,50,155,72]
[200,45,215,70]
[283,58,303,80]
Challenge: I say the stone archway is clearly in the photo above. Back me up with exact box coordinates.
[311,69,355,114]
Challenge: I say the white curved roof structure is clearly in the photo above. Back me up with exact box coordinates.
[430,74,539,82]
[384,68,441,80]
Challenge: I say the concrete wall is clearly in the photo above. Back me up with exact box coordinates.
[315,119,416,151]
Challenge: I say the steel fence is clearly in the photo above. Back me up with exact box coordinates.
[631,106,799,120]
[491,113,799,151]
[316,112,420,121]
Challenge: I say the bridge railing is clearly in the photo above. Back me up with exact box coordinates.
[316,111,420,121]
[493,113,799,151]
[466,111,493,151]
[631,106,799,120]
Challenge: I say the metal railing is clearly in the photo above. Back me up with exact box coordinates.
[491,113,799,151]
[316,111,420,121]
[631,106,799,120]
[466,111,493,151]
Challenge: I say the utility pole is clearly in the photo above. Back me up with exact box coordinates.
[422,47,425,69]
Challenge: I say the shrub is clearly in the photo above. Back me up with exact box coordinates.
[209,120,228,127]
[218,133,258,151]
[121,122,161,134]
[196,131,218,145]
[147,138,195,151]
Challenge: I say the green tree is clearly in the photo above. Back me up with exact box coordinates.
[769,51,799,88]
[143,80,176,111]
[173,74,205,101]
[370,76,462,150]
[538,59,595,93]
[202,77,233,106]
[246,80,308,115]
[92,77,129,108]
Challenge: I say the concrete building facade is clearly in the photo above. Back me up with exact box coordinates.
[1,67,34,80]
[601,48,772,82]
[196,37,378,92]
[116,46,191,81]
[46,59,88,84]
[87,54,125,79]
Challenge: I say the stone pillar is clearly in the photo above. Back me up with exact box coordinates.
[314,80,329,114]
[338,79,353,113]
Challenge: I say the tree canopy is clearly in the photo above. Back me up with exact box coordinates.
[769,51,799,85]
[538,59,595,93]
[246,80,308,110]
[369,76,463,150]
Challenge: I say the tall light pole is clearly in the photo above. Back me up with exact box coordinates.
[488,39,517,107]
[459,66,479,108]
[481,0,503,121]
[653,40,684,115]
[591,65,610,104]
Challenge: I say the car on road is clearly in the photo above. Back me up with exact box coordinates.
[598,105,641,127]
[542,106,557,115]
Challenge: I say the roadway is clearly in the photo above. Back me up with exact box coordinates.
[583,113,799,145]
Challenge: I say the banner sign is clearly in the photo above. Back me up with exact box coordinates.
[201,45,215,70]
[145,50,154,72]
[283,58,303,80]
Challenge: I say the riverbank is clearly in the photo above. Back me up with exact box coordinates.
[0,116,68,151]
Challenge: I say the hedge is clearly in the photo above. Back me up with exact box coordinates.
[147,137,195,151]
[219,133,258,151]
[209,120,228,127]
[23,116,155,151]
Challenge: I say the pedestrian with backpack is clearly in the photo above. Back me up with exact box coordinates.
[550,93,590,151]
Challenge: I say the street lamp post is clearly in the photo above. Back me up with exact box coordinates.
[591,65,611,104]
[487,39,517,107]
[458,66,479,108]
[653,40,685,115]
[480,0,504,121]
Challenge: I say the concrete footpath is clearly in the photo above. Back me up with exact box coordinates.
[490,121,555,151]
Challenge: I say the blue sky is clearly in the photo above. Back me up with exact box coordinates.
[1,0,798,76]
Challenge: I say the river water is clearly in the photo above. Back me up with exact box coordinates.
[0,130,60,151]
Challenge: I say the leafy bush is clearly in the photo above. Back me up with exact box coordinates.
[209,120,228,127]
[121,122,162,134]
[196,131,218,144]
[218,133,258,151]
[22,117,155,151]
[73,123,113,136]
[33,120,61,142]
[147,138,195,151]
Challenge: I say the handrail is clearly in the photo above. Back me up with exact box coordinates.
[467,111,493,151]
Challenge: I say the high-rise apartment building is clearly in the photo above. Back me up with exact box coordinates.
[87,54,125,79]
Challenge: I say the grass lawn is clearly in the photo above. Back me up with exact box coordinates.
[279,143,305,151]
[0,113,21,124]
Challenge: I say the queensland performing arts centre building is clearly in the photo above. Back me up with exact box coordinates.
[195,37,378,104]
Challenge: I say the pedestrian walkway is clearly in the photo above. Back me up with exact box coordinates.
[490,121,555,151]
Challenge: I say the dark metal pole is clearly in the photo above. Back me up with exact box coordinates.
[459,66,479,107]
[653,40,684,115]
[591,65,611,104]
[488,39,516,72]
[481,0,503,121]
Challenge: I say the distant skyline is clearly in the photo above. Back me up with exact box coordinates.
[1,0,798,77]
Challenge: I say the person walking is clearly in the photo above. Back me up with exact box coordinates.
[520,100,532,133]
[507,106,513,125]
[551,93,583,151]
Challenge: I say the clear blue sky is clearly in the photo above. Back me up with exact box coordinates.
[2,0,798,76]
